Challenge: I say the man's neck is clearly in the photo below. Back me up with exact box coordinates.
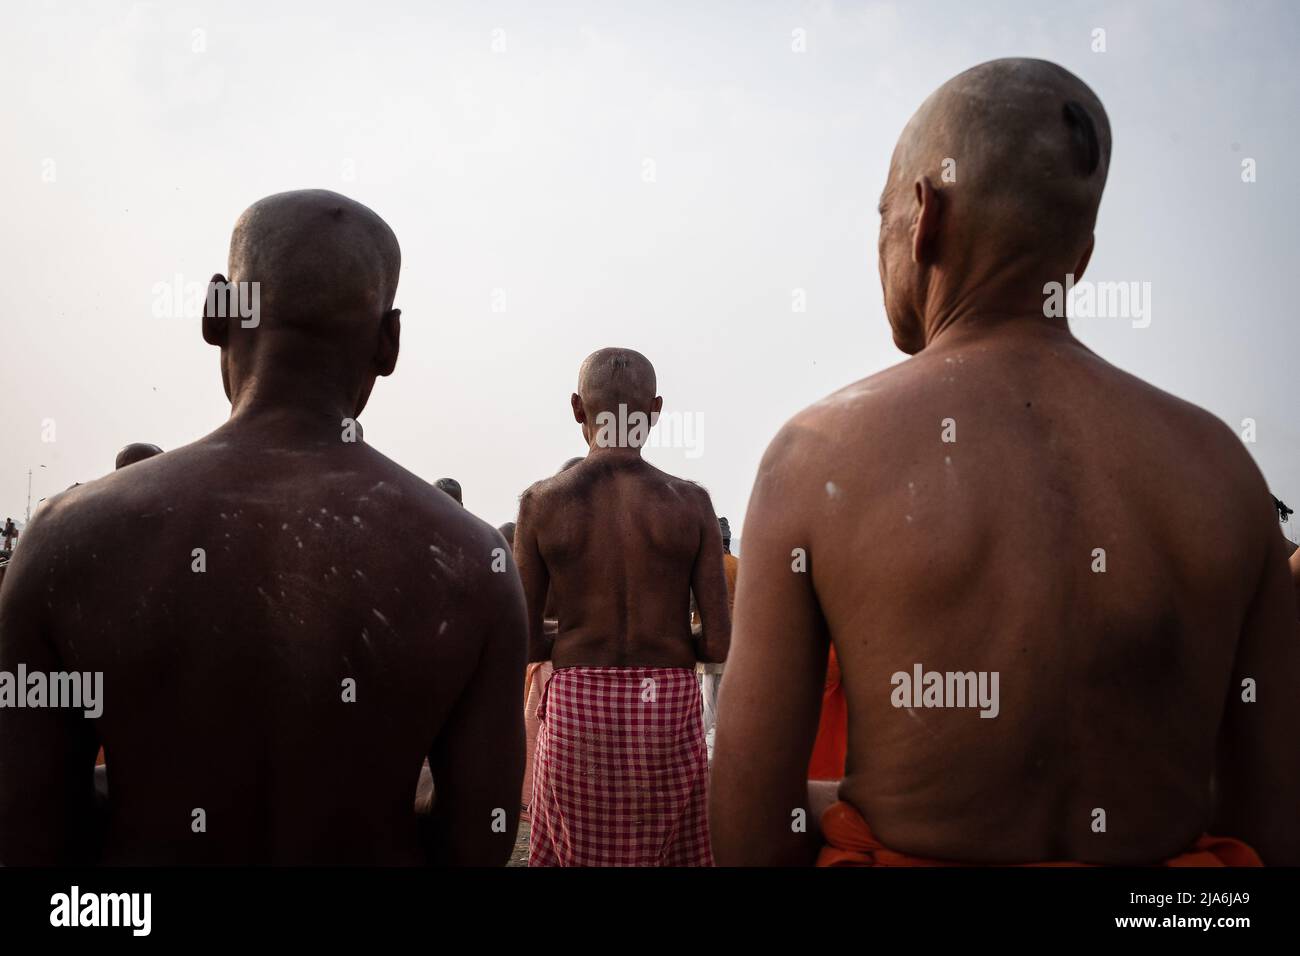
[584,444,644,461]
[224,376,361,441]
[921,307,1076,352]
[917,255,1079,349]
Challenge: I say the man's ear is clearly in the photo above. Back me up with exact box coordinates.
[650,395,663,425]
[375,308,401,377]
[911,176,943,265]
[201,273,230,347]
[1073,235,1096,282]
[571,393,586,424]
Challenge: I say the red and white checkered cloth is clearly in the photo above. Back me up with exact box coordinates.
[529,666,712,867]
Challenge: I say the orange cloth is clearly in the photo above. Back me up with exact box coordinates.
[722,553,739,611]
[808,648,848,781]
[817,801,1263,867]
[693,552,739,631]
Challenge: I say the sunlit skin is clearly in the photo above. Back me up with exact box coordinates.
[711,59,1299,866]
[0,190,526,865]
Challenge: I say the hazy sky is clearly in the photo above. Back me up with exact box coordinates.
[3,0,1298,543]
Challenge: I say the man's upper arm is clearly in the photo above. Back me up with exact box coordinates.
[0,510,99,864]
[690,488,731,663]
[512,487,551,663]
[425,545,527,866]
[710,424,830,866]
[1213,515,1300,864]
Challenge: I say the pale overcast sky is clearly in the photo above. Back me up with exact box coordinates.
[2,0,1297,543]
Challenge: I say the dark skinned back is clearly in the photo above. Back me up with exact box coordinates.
[515,451,730,669]
[0,422,526,864]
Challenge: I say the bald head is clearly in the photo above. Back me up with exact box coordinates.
[892,58,1109,252]
[879,59,1111,349]
[572,348,662,451]
[205,190,403,416]
[115,443,163,470]
[576,348,657,418]
[227,190,400,330]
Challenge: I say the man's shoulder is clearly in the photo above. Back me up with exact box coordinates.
[359,451,512,582]
[641,464,716,520]
[0,481,109,604]
[760,365,909,480]
[1096,360,1259,485]
[516,473,561,521]
[21,472,131,548]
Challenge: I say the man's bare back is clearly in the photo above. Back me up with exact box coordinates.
[514,348,726,867]
[772,321,1290,862]
[0,191,526,865]
[513,348,730,669]
[517,453,725,669]
[711,59,1299,866]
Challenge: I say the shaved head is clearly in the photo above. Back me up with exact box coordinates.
[205,189,403,417]
[227,189,400,330]
[879,59,1111,351]
[576,348,657,418]
[889,58,1109,254]
[115,443,163,470]
[570,348,662,452]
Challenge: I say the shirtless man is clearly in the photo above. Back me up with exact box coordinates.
[0,190,526,865]
[514,348,729,865]
[711,59,1299,866]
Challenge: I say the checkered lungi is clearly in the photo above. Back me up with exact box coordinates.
[529,666,712,867]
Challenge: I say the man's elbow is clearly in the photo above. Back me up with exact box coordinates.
[698,646,728,665]
[693,618,730,663]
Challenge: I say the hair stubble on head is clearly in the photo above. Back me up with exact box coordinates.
[577,347,658,418]
[226,189,401,339]
[894,57,1112,265]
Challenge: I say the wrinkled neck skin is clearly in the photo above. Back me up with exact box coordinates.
[911,253,1079,353]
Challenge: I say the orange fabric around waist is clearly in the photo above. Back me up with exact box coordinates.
[808,648,847,781]
[816,801,1263,867]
